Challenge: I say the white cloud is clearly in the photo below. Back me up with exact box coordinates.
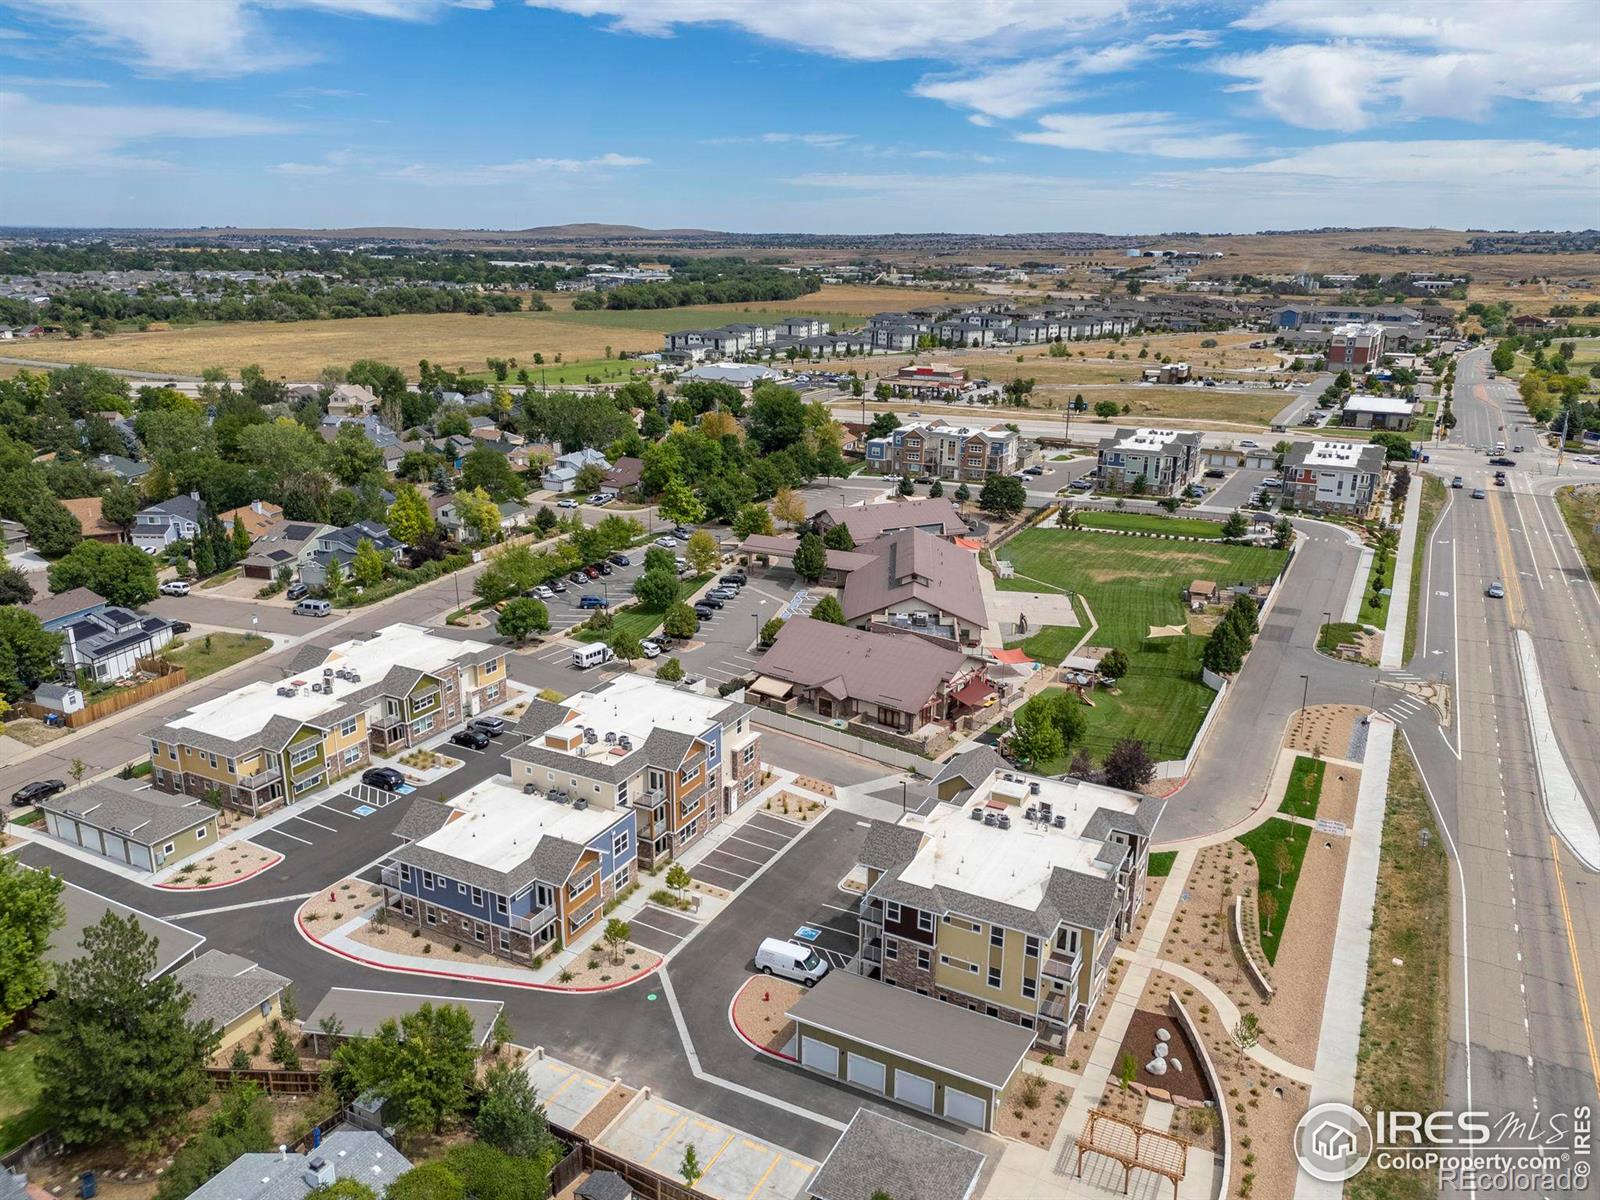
[1,74,110,86]
[913,56,1082,121]
[1213,43,1394,132]
[0,89,291,170]
[1196,138,1600,192]
[761,131,853,147]
[1016,111,1254,158]
[269,161,337,175]
[392,151,650,186]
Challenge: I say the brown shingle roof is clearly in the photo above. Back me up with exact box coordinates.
[841,527,988,629]
[61,495,122,539]
[757,617,972,714]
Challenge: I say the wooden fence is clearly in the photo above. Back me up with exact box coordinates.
[203,1066,324,1095]
[20,658,187,728]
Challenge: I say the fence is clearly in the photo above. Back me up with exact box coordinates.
[19,658,188,728]
[751,708,935,775]
[0,1127,61,1171]
[203,1066,325,1095]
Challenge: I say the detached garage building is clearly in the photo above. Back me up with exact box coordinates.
[37,782,218,872]
[788,970,1032,1132]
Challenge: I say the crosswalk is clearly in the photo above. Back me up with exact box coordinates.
[1383,694,1429,721]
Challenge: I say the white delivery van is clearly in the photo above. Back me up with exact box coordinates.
[755,937,830,986]
[293,598,332,617]
[572,644,615,670]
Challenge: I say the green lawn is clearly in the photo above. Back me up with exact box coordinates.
[163,633,272,681]
[1004,621,1083,666]
[1359,536,1397,629]
[0,1035,48,1155]
[573,576,710,646]
[1317,621,1369,655]
[1148,851,1177,878]
[1237,818,1310,965]
[1280,755,1326,820]
[996,528,1289,762]
[459,356,647,388]
[1076,512,1225,539]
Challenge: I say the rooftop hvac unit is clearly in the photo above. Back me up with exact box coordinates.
[573,797,588,811]
[323,668,334,677]
[969,807,984,821]
[983,811,998,827]
[348,671,360,682]
[1029,781,1040,795]
[618,736,633,751]
[277,686,296,698]
[997,813,1011,830]
[1053,814,1066,829]
[604,731,616,745]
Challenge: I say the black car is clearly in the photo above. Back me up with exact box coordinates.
[169,620,192,634]
[609,553,632,567]
[361,766,404,791]
[597,561,614,576]
[469,716,507,737]
[451,729,492,750]
[1489,456,1516,468]
[693,604,716,620]
[12,779,66,807]
[698,594,725,609]
[720,572,746,586]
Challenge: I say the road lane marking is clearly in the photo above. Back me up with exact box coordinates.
[1550,836,1600,1098]
[260,827,314,846]
[172,892,316,919]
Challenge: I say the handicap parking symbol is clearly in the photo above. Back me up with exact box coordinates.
[793,926,821,942]
[352,805,377,817]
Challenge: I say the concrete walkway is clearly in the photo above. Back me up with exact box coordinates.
[1379,473,1423,669]
[1294,718,1395,1200]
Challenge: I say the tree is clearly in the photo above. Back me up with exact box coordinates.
[1231,1011,1262,1070]
[270,1024,301,1069]
[328,426,384,486]
[351,537,386,589]
[100,482,140,530]
[1202,620,1244,675]
[978,475,1027,519]
[792,531,826,582]
[665,862,692,904]
[1273,517,1294,550]
[611,631,644,662]
[603,917,631,964]
[462,447,525,502]
[663,602,699,639]
[954,482,970,504]
[866,411,900,439]
[1258,891,1280,941]
[896,476,915,497]
[633,568,679,611]
[497,598,550,645]
[731,502,775,538]
[333,1001,478,1136]
[386,483,436,546]
[1098,647,1129,681]
[928,477,944,498]
[657,657,685,682]
[322,555,345,598]
[37,912,218,1148]
[475,1059,557,1161]
[658,476,707,527]
[385,1165,463,1200]
[685,529,720,576]
[1368,431,1413,462]
[152,1083,274,1200]
[454,486,501,545]
[1490,342,1515,373]
[306,1183,378,1200]
[572,462,607,495]
[746,384,806,453]
[1009,699,1063,766]
[771,486,806,529]
[1102,737,1156,792]
[811,594,846,624]
[1229,593,1260,636]
[760,616,786,646]
[47,540,159,606]
[1220,510,1249,541]
[0,608,66,701]
[681,1145,704,1188]
[0,856,63,1033]
[0,565,33,606]
[1094,399,1120,419]
[821,523,855,551]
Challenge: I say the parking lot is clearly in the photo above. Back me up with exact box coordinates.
[687,810,805,895]
[624,903,699,955]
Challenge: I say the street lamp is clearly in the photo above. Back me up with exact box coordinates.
[1299,673,1310,716]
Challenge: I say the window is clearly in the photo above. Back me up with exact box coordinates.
[195,826,207,841]
[162,842,175,856]
[289,742,319,768]
[917,910,934,934]
[471,886,484,907]
[1025,935,1040,959]
[169,745,177,760]
[149,740,160,759]
[1022,976,1037,1000]
[473,922,486,944]
[225,757,235,774]
[884,938,898,961]
[342,746,362,766]
[495,894,507,915]
[567,875,590,900]
[422,870,435,889]
[403,898,415,918]
[615,864,630,891]
[340,716,359,737]
[260,1000,273,1018]
[400,864,412,884]
[917,947,930,971]
[425,905,437,925]
[990,927,1004,949]
[988,966,1001,988]
[457,882,467,895]
[612,829,630,857]
[410,714,435,736]
[499,931,511,952]
[485,684,500,702]
[206,752,217,769]
[885,901,902,923]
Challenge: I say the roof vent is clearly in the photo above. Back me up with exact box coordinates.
[969,807,984,822]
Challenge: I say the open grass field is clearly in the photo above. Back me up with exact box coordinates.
[1348,741,1449,1200]
[1077,512,1225,538]
[997,527,1288,762]
[0,1035,46,1155]
[163,632,272,681]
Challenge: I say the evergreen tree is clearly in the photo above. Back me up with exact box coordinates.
[811,594,846,624]
[821,524,855,551]
[792,532,826,582]
[231,515,252,561]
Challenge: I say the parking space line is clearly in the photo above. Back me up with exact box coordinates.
[743,816,799,838]
[818,901,858,916]
[291,815,339,833]
[727,826,790,850]
[744,1149,783,1200]
[724,830,782,851]
[317,805,362,819]
[258,828,314,846]
[628,915,687,939]
[693,863,748,890]
[707,845,766,868]
[644,1113,691,1167]
[698,1130,736,1178]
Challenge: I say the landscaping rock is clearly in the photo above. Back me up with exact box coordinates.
[1148,1086,1172,1103]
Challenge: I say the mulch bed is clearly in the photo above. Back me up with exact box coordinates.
[1112,1008,1212,1104]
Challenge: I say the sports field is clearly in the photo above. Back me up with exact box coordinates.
[998,527,1288,763]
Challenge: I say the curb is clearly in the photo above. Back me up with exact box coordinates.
[726,975,798,1063]
[155,846,284,890]
[294,902,663,994]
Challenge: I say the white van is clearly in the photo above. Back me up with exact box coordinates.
[755,937,830,986]
[571,644,615,670]
[293,598,332,618]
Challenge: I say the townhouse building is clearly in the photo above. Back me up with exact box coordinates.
[933,318,996,347]
[662,324,774,359]
[1282,440,1387,515]
[775,315,830,338]
[864,420,1024,481]
[382,777,636,961]
[148,624,507,814]
[855,749,1165,1047]
[507,674,761,870]
[1326,322,1385,373]
[1094,427,1203,496]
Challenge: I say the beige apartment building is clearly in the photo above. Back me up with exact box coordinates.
[147,624,507,814]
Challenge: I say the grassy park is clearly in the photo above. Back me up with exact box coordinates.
[997,527,1289,762]
[572,577,710,648]
[1236,817,1311,964]
[1280,755,1326,820]
[1076,511,1226,539]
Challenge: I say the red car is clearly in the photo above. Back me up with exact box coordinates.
[584,564,601,579]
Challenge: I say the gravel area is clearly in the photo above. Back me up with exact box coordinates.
[732,974,802,1053]
[1315,762,1361,825]
[573,1084,635,1140]
[995,1071,1071,1146]
[1112,1008,1210,1103]
[1284,703,1366,760]
[164,838,279,887]
[1264,825,1349,1068]
[298,878,380,935]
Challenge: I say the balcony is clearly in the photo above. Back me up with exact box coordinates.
[510,905,556,936]
[380,864,400,887]
[238,765,281,791]
[1043,951,1081,986]
[861,900,884,927]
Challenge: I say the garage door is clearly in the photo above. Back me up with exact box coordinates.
[943,1086,987,1129]
[129,843,153,870]
[846,1052,886,1094]
[800,1037,839,1077]
[102,833,128,864]
[893,1070,935,1112]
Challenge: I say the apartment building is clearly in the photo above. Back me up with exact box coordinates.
[507,674,762,870]
[382,777,635,960]
[1326,322,1385,373]
[1094,427,1203,495]
[1282,440,1387,515]
[864,419,1024,481]
[148,624,507,814]
[855,749,1164,1047]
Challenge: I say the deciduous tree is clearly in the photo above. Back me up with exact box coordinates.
[332,1001,477,1136]
[1102,737,1156,792]
[497,598,550,644]
[685,530,720,576]
[0,856,63,1033]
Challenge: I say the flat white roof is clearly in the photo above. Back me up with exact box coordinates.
[418,777,620,871]
[1303,440,1375,468]
[1332,322,1384,337]
[169,623,493,742]
[899,771,1139,910]
[546,675,730,764]
[1113,428,1182,452]
[1343,395,1415,414]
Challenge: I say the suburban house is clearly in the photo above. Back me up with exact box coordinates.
[541,448,610,494]
[813,497,968,543]
[839,528,989,646]
[854,748,1165,1048]
[1340,395,1417,431]
[184,1132,410,1200]
[602,455,645,496]
[1327,322,1385,372]
[751,618,993,736]
[36,780,219,872]
[1282,440,1387,515]
[301,520,404,588]
[148,624,508,814]
[131,493,206,554]
[2,517,27,558]
[218,499,284,542]
[29,586,177,682]
[1094,427,1204,496]
[507,674,762,870]
[239,520,332,582]
[87,453,151,486]
[325,382,381,416]
[320,414,409,472]
[174,950,289,1054]
[61,495,125,544]
[863,420,1023,481]
[382,776,636,961]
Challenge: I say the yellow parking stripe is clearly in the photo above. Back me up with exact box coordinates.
[697,1130,736,1177]
[742,1147,782,1200]
[644,1112,690,1167]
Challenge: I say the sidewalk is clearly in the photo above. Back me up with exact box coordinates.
[1378,473,1423,669]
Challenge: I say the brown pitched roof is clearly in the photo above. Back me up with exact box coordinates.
[757,617,974,714]
[60,495,122,539]
[817,497,967,543]
[841,527,988,629]
[219,501,283,540]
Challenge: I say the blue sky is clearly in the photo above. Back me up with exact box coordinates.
[1,0,1596,233]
